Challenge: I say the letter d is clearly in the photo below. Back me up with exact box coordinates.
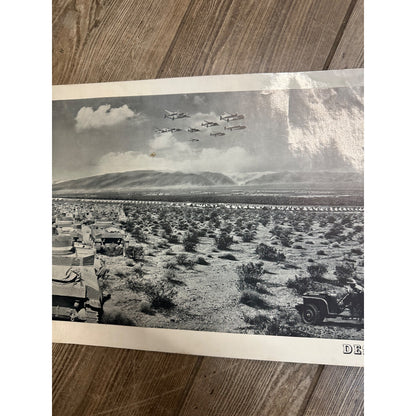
[343,344,353,354]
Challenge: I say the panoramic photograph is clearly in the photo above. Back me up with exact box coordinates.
[52,79,364,340]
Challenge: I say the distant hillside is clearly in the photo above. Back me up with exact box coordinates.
[52,170,236,192]
[245,171,363,186]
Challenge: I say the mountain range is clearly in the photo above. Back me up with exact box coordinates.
[52,169,363,192]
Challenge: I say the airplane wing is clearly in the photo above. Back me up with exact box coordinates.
[164,109,176,115]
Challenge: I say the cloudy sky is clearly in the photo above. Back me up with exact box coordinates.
[52,86,363,182]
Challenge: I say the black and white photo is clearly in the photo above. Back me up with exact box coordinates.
[52,70,364,365]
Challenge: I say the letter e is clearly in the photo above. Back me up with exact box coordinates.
[354,345,363,355]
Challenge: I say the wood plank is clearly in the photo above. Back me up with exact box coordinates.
[157,0,354,78]
[178,357,322,416]
[329,0,364,69]
[52,343,201,416]
[52,0,191,85]
[303,366,364,416]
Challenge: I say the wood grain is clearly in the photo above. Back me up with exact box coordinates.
[157,0,354,78]
[178,358,323,416]
[52,0,192,85]
[52,344,201,416]
[329,0,364,69]
[303,366,364,416]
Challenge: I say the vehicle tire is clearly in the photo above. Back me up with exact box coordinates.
[301,304,322,325]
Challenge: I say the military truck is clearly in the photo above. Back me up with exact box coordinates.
[52,235,104,323]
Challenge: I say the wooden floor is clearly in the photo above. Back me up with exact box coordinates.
[52,1,364,415]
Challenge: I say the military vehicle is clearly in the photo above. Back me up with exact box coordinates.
[52,235,105,323]
[295,290,364,325]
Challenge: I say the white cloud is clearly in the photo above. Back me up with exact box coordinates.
[75,104,138,131]
[92,133,254,176]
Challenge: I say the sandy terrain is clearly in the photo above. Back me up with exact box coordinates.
[92,203,364,341]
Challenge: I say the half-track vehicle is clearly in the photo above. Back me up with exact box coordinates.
[52,235,104,323]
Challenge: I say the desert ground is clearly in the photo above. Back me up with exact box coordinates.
[53,199,364,340]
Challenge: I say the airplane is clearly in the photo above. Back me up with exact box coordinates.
[210,132,225,137]
[164,109,190,120]
[154,127,182,133]
[224,125,246,131]
[187,127,200,132]
[154,128,170,133]
[220,112,245,122]
[189,138,199,142]
[201,120,219,127]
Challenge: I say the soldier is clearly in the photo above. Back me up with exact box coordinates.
[345,278,364,320]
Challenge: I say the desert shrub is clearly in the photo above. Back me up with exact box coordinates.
[168,234,179,244]
[100,244,124,257]
[325,223,344,240]
[280,234,292,247]
[161,222,172,235]
[164,270,185,285]
[240,290,272,309]
[293,244,304,249]
[131,226,147,242]
[243,313,271,330]
[219,253,237,261]
[176,253,195,269]
[149,284,177,309]
[286,275,315,295]
[126,245,144,262]
[308,258,314,262]
[236,262,265,291]
[354,225,364,233]
[255,243,285,262]
[305,241,314,245]
[242,230,254,242]
[264,309,305,337]
[126,260,134,267]
[281,262,300,270]
[164,261,178,270]
[216,232,234,250]
[126,277,177,310]
[196,256,209,265]
[176,253,189,266]
[351,248,363,255]
[183,230,199,252]
[307,263,328,282]
[255,282,271,295]
[133,264,144,277]
[101,309,136,326]
[139,301,154,315]
[317,250,326,255]
[165,248,175,256]
[334,262,357,285]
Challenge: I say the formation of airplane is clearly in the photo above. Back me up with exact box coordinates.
[153,110,247,141]
[224,125,246,131]
[201,120,219,128]
[164,109,190,120]
[220,112,245,122]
